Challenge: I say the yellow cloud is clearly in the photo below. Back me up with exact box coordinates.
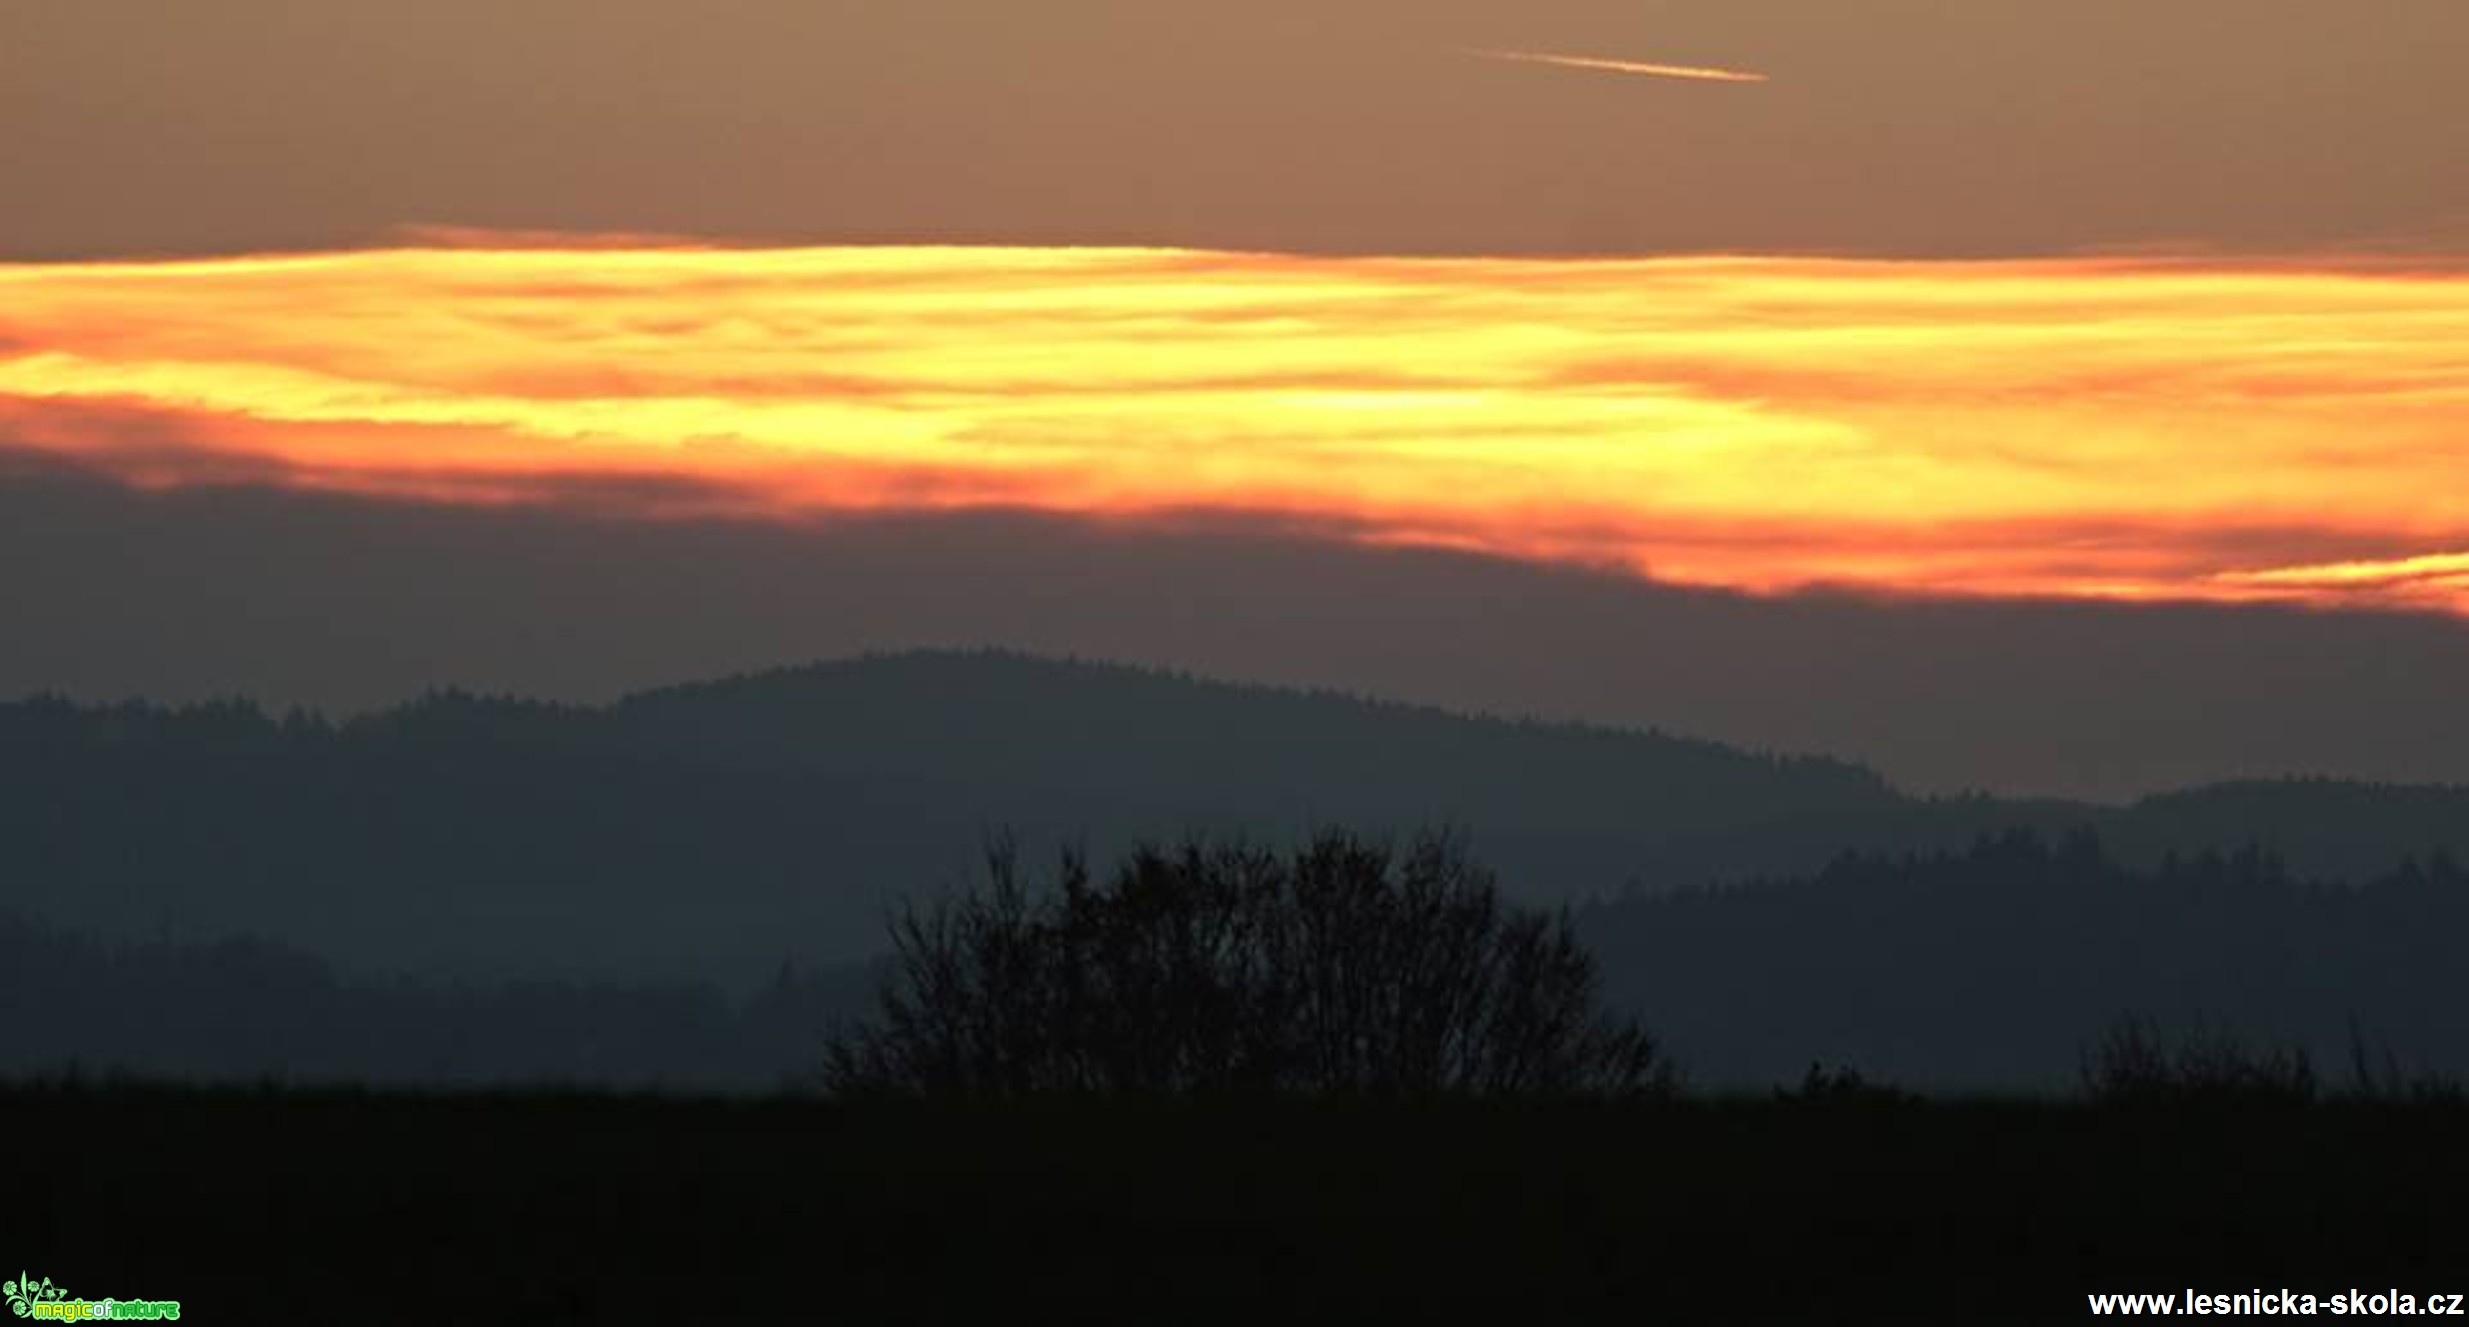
[1,243,2464,613]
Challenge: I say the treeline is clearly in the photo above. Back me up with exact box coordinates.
[10,654,2469,993]
[13,829,2469,1095]
[1583,829,2469,1091]
[0,909,874,1090]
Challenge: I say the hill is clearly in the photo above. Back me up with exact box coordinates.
[1582,831,2469,1090]
[4,649,2465,988]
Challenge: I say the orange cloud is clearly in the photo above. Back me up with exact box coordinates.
[2213,551,2469,612]
[1,243,2465,614]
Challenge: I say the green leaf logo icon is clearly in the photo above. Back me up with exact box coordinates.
[3,1272,63,1317]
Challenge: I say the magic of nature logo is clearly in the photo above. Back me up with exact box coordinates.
[5,1272,180,1322]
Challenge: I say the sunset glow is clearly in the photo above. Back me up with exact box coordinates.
[3,243,2465,613]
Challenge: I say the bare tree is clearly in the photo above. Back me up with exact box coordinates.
[823,828,1675,1099]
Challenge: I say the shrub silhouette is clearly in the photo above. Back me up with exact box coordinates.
[822,828,1675,1098]
[1774,1062,1920,1107]
[2339,1017,2468,1106]
[2079,1015,2318,1105]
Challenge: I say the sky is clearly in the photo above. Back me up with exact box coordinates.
[5,0,2468,792]
[12,461,2469,800]
[8,0,2469,259]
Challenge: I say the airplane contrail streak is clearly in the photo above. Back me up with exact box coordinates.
[1467,48,1769,84]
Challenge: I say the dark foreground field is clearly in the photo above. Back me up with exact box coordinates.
[9,1085,2465,1324]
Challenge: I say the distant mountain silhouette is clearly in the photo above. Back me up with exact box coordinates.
[0,907,871,1090]
[18,448,2469,802]
[4,650,2465,987]
[16,830,2468,1095]
[1582,830,2469,1091]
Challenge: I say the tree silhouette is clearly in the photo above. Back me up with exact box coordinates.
[822,828,1675,1098]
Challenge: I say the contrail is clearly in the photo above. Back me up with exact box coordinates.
[1468,48,1769,84]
